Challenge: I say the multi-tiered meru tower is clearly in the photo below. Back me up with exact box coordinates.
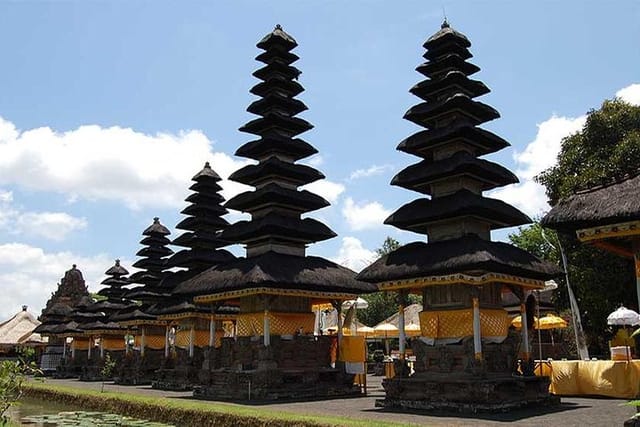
[358,21,561,412]
[176,25,375,401]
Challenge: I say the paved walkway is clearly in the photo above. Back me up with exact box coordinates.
[39,376,637,426]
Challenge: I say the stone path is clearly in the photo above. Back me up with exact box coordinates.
[40,376,637,426]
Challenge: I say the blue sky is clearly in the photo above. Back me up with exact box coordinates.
[0,1,638,319]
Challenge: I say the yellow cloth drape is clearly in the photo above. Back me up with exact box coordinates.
[339,336,366,362]
[419,308,509,339]
[102,336,125,351]
[72,337,90,350]
[537,360,640,398]
[236,312,316,336]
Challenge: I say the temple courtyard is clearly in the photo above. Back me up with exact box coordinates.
[31,375,636,426]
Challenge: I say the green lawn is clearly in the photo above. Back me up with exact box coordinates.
[22,382,411,427]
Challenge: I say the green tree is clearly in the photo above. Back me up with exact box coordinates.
[537,99,640,204]
[519,98,640,355]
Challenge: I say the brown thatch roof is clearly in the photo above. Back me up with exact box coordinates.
[0,307,46,346]
[541,174,640,232]
[357,234,562,283]
[174,251,377,297]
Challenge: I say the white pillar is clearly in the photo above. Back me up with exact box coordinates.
[263,309,270,347]
[62,337,67,358]
[164,325,170,358]
[337,306,343,346]
[398,301,406,359]
[87,337,92,360]
[189,323,195,358]
[472,296,482,361]
[209,317,216,347]
[634,243,640,313]
[140,326,146,357]
[71,339,76,359]
[99,337,104,359]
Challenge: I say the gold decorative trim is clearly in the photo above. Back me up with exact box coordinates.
[116,320,167,327]
[378,272,545,291]
[156,312,236,321]
[194,287,357,304]
[577,220,640,242]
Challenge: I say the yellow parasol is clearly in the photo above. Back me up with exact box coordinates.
[356,326,375,337]
[536,314,568,330]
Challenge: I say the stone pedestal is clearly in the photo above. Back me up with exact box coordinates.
[152,348,204,391]
[194,335,360,401]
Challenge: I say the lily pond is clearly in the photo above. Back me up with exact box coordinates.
[7,398,173,426]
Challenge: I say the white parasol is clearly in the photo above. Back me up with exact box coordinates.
[342,297,369,310]
[607,306,640,326]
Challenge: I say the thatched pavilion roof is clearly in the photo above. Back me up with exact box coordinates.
[357,234,562,284]
[541,173,640,233]
[0,307,46,346]
[174,251,376,299]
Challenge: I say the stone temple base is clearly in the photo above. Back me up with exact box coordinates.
[194,336,361,401]
[376,373,559,413]
[194,366,360,401]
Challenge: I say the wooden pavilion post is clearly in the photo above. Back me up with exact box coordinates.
[189,322,195,358]
[100,336,104,359]
[263,296,271,347]
[634,241,640,312]
[71,339,76,359]
[209,316,216,347]
[471,289,482,361]
[62,337,67,358]
[164,324,170,358]
[520,298,530,363]
[140,326,146,357]
[398,291,407,359]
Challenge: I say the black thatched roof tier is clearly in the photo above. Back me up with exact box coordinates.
[250,78,305,99]
[424,21,471,49]
[148,301,208,316]
[255,48,299,65]
[397,121,509,158]
[220,214,336,245]
[391,151,518,195]
[123,287,170,301]
[185,192,225,206]
[357,234,561,283]
[142,218,170,236]
[87,300,134,313]
[129,218,173,295]
[81,321,125,332]
[386,189,531,233]
[541,173,640,232]
[175,216,229,232]
[100,277,129,288]
[416,54,480,78]
[404,93,499,128]
[135,246,173,258]
[229,156,324,187]
[257,24,297,50]
[105,260,128,277]
[180,203,227,218]
[165,248,235,270]
[226,183,329,214]
[247,93,307,117]
[110,308,157,323]
[174,251,376,297]
[410,71,489,102]
[171,231,227,250]
[235,136,317,162]
[140,235,171,247]
[240,113,313,138]
[252,61,301,81]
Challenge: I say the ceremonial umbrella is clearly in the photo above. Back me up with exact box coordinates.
[607,306,640,326]
[374,322,398,354]
[404,322,422,337]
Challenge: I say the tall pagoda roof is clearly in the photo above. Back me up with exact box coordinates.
[541,173,640,233]
[358,21,556,285]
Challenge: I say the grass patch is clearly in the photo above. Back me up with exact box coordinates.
[23,381,408,427]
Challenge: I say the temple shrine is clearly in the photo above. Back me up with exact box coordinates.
[151,162,238,391]
[174,25,376,400]
[357,21,561,412]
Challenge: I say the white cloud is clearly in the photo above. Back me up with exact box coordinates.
[0,243,129,320]
[349,164,393,180]
[0,117,250,210]
[489,115,586,217]
[342,197,391,231]
[0,188,87,241]
[331,236,376,272]
[303,180,345,204]
[14,212,88,241]
[617,83,640,105]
